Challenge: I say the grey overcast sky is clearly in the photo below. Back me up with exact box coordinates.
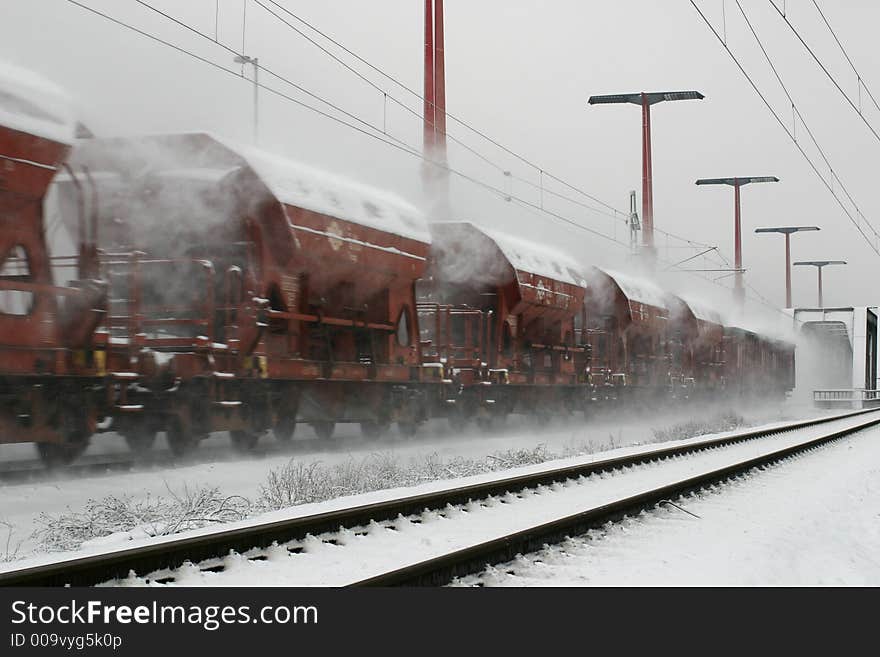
[3,0,879,320]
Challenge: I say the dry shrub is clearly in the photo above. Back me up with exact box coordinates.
[651,411,745,444]
[258,445,556,511]
[33,485,251,553]
[0,519,21,562]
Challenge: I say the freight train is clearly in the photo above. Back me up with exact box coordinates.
[0,66,795,465]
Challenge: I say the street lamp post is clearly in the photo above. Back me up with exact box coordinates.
[793,260,846,307]
[234,54,259,145]
[755,226,820,308]
[588,91,704,255]
[695,176,779,304]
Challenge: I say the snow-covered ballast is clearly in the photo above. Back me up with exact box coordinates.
[584,267,671,391]
[428,222,588,389]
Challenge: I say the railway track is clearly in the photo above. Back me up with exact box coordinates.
[0,408,788,484]
[0,408,876,587]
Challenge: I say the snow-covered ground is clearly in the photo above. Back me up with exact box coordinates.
[87,408,870,586]
[458,423,880,586]
[0,399,821,562]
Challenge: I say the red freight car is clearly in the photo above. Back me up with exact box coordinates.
[665,295,699,399]
[0,63,114,464]
[584,267,671,404]
[670,296,726,399]
[62,132,438,451]
[424,222,588,424]
[722,324,795,400]
[0,65,799,465]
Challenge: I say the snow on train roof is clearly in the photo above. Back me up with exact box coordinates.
[598,268,669,310]
[152,167,240,184]
[215,137,430,244]
[727,318,792,342]
[70,132,430,243]
[678,295,725,325]
[476,226,587,287]
[0,60,76,144]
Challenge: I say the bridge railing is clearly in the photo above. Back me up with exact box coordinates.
[813,389,880,408]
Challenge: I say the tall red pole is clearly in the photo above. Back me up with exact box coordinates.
[784,232,792,308]
[433,0,447,162]
[640,93,654,251]
[734,180,744,304]
[423,0,435,155]
[818,266,824,307]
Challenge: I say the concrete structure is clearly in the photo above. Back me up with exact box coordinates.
[793,307,879,408]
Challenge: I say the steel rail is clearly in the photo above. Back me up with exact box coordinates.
[352,412,880,586]
[1,408,853,485]
[0,408,875,586]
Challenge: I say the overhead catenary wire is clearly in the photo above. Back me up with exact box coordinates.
[663,246,718,271]
[128,3,657,252]
[733,0,880,246]
[133,0,640,233]
[254,0,719,252]
[258,0,630,219]
[130,0,717,253]
[68,0,788,313]
[253,0,636,228]
[128,0,410,151]
[70,0,636,251]
[80,1,762,304]
[810,0,880,116]
[768,0,880,145]
[224,1,809,312]
[690,0,880,258]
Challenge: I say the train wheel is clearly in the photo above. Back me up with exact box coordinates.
[124,428,157,456]
[397,421,418,438]
[36,406,91,467]
[525,410,543,426]
[583,400,593,421]
[474,405,494,432]
[273,414,297,443]
[360,419,390,438]
[230,429,260,452]
[166,417,199,457]
[35,440,88,468]
[312,421,335,440]
[448,407,468,432]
